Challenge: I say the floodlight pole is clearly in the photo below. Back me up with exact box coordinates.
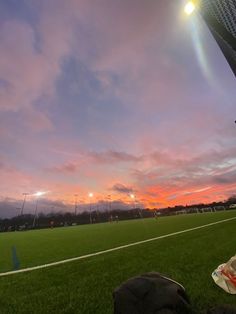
[33,198,39,228]
[89,200,92,224]
[135,197,142,219]
[138,201,143,219]
[107,194,112,221]
[132,194,142,219]
[21,193,29,216]
[109,195,112,212]
[130,194,137,219]
[74,194,78,216]
[88,193,93,224]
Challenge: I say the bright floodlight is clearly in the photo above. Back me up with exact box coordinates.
[184,1,195,15]
[130,194,135,199]
[34,191,45,197]
[89,192,93,198]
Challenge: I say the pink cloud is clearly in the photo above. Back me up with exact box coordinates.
[89,150,142,164]
[0,21,52,111]
[23,109,53,132]
[47,161,79,174]
[0,158,32,197]
[0,2,78,130]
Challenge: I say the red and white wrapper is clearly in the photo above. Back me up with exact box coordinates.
[212,256,236,294]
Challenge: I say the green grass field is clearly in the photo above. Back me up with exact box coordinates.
[0,211,235,313]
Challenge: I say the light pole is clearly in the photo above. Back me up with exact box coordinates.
[109,195,112,212]
[32,192,45,228]
[21,193,29,216]
[130,193,142,219]
[74,194,78,216]
[16,208,21,217]
[107,194,112,221]
[88,193,93,224]
[130,194,135,207]
[33,198,38,228]
[130,194,136,217]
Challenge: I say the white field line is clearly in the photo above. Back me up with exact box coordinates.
[0,216,235,278]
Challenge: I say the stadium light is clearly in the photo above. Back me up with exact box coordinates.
[130,194,136,210]
[33,198,39,228]
[130,194,135,199]
[130,193,143,219]
[32,191,46,227]
[184,1,196,15]
[34,191,46,197]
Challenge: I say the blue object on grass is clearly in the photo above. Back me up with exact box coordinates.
[12,246,20,270]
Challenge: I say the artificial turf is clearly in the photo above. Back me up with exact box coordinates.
[0,211,235,313]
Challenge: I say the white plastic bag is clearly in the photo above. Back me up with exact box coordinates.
[212,256,236,294]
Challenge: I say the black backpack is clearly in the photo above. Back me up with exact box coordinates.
[113,272,192,314]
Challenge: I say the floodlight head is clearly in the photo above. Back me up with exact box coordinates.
[34,191,46,197]
[184,1,195,15]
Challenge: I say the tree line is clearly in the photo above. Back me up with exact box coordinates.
[0,195,235,232]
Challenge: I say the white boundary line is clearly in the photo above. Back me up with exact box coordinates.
[0,216,235,277]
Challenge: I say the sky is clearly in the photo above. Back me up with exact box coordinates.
[0,0,235,217]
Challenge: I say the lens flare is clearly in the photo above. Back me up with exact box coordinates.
[184,2,195,15]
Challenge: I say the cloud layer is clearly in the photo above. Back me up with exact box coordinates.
[0,0,235,216]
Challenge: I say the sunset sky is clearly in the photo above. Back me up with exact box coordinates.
[0,0,235,216]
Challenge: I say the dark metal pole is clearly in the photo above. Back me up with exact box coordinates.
[33,198,38,228]
[21,193,29,216]
[74,194,78,216]
[89,201,92,224]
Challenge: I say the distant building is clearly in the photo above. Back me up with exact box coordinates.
[199,0,236,76]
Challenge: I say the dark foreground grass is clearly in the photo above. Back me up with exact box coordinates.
[0,211,235,313]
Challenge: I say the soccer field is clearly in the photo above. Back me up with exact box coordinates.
[0,211,235,313]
